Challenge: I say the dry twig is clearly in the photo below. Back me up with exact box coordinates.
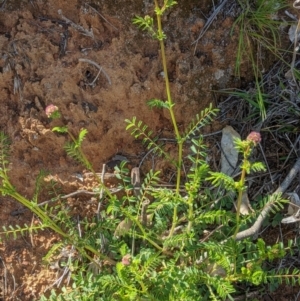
[235,158,300,241]
[289,0,300,86]
[58,9,94,39]
[84,3,118,31]
[78,58,111,85]
[192,0,228,54]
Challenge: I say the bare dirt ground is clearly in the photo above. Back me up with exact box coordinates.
[0,0,298,300]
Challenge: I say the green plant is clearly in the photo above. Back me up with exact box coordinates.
[208,131,266,238]
[131,0,218,238]
[1,1,300,300]
[0,132,115,267]
[233,0,286,74]
[232,0,287,120]
[218,88,271,123]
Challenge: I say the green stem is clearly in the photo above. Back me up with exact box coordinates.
[169,142,183,237]
[154,0,182,238]
[133,215,165,253]
[1,175,115,265]
[2,178,67,237]
[233,146,250,238]
[135,275,147,294]
[84,244,116,265]
[187,202,193,233]
[67,131,114,199]
[155,15,179,140]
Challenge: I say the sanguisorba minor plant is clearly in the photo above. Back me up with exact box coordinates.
[1,1,300,300]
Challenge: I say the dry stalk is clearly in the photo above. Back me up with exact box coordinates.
[58,9,94,39]
[84,3,118,31]
[289,0,300,86]
[0,257,8,300]
[192,0,228,54]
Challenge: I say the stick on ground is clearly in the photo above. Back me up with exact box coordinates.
[235,158,300,241]
[79,58,111,85]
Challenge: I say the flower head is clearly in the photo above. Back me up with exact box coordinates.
[45,104,60,119]
[246,131,261,146]
[121,254,131,266]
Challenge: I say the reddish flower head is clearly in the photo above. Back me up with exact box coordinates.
[121,254,131,266]
[246,131,261,145]
[45,104,60,119]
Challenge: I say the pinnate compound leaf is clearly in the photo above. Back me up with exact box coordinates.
[78,128,88,146]
[250,162,266,173]
[52,126,68,133]
[207,171,236,190]
[184,104,219,140]
[125,117,174,163]
[147,98,173,109]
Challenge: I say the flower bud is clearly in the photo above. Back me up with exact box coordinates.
[121,254,131,266]
[246,131,261,145]
[45,104,60,118]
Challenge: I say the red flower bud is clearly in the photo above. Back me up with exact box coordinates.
[45,104,59,118]
[121,254,131,266]
[246,131,261,145]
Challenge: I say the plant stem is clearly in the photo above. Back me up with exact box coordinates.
[169,141,183,237]
[0,174,116,265]
[155,11,179,140]
[233,146,250,238]
[234,168,246,237]
[67,131,114,199]
[154,0,182,238]
[133,215,165,253]
[187,202,193,233]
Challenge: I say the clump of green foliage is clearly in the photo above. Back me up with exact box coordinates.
[0,1,299,300]
[232,0,287,120]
